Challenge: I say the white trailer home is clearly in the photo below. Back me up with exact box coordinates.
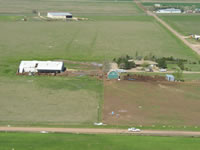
[47,12,72,19]
[18,61,65,74]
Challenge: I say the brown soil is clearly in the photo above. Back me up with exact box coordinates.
[103,80,200,126]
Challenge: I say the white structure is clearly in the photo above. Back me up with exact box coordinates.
[156,8,181,14]
[193,34,200,40]
[154,4,161,7]
[47,12,72,19]
[18,61,65,73]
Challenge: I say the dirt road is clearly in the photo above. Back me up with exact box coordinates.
[1,127,200,137]
[135,1,200,55]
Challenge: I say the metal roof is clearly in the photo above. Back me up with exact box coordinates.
[18,61,64,73]
[48,12,72,16]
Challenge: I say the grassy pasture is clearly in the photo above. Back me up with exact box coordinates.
[160,15,200,36]
[0,16,199,75]
[103,80,200,126]
[0,0,143,15]
[0,76,102,125]
[1,132,200,150]
[143,2,200,7]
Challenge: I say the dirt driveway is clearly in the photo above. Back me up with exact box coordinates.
[1,126,200,137]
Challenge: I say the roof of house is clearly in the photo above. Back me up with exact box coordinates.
[48,12,72,16]
[157,8,181,11]
[133,60,158,65]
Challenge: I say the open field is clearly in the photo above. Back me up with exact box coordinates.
[141,0,200,2]
[0,76,102,125]
[1,132,200,150]
[103,80,200,126]
[160,15,200,36]
[0,0,200,127]
[0,0,142,15]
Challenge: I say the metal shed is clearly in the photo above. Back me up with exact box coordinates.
[107,70,119,79]
[47,12,72,19]
[18,61,65,73]
[166,74,175,82]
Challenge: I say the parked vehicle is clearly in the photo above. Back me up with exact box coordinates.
[128,128,141,132]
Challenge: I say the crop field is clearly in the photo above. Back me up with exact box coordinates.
[1,132,200,150]
[103,80,200,126]
[160,15,200,36]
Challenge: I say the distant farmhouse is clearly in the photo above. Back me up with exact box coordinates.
[156,8,181,14]
[47,12,72,19]
[18,61,65,74]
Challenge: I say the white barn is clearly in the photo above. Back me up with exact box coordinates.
[47,12,72,19]
[156,8,181,14]
[18,61,65,73]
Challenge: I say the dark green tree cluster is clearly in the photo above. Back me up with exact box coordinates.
[113,55,136,70]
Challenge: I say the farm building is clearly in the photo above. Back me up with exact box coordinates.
[18,61,65,74]
[133,60,158,67]
[156,8,181,14]
[166,74,175,82]
[107,70,119,79]
[47,12,72,19]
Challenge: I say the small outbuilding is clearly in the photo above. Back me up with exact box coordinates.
[107,70,119,79]
[166,74,175,82]
[47,12,72,19]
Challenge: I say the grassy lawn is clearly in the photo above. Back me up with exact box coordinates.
[160,15,200,36]
[1,132,200,150]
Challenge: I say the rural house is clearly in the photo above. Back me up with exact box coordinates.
[47,12,72,19]
[18,61,65,74]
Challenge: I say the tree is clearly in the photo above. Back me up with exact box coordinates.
[157,58,167,69]
[177,61,184,70]
[173,68,183,81]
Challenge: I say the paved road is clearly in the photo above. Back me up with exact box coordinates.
[1,127,200,137]
[135,1,200,55]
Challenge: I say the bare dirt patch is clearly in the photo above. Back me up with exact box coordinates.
[103,80,200,126]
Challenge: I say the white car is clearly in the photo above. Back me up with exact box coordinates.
[128,128,141,132]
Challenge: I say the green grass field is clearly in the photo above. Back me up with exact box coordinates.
[1,132,200,150]
[0,76,103,125]
[160,15,200,36]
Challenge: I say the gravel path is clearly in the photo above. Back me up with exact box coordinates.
[1,127,200,137]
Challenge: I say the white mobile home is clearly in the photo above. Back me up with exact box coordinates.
[47,12,72,19]
[156,8,181,14]
[18,61,65,73]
